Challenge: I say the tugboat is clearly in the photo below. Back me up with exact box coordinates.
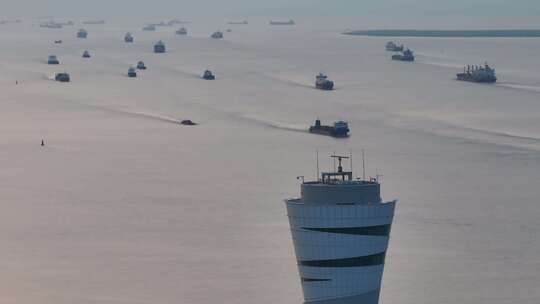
[77,29,88,38]
[154,40,166,53]
[386,41,404,52]
[175,27,187,35]
[127,67,137,78]
[457,63,497,83]
[82,50,91,58]
[47,55,60,65]
[124,32,134,43]
[180,119,197,125]
[309,119,349,138]
[202,70,215,80]
[269,19,295,25]
[142,24,156,31]
[392,49,415,62]
[55,72,70,82]
[315,73,334,90]
[211,31,223,39]
[136,61,147,70]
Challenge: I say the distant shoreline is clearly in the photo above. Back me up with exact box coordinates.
[342,29,540,38]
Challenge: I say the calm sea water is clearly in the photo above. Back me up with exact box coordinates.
[0,17,539,304]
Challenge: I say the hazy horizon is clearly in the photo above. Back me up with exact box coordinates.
[2,0,540,28]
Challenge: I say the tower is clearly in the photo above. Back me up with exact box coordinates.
[285,155,397,304]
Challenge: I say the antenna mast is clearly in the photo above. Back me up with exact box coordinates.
[349,149,353,174]
[316,149,320,180]
[362,149,366,180]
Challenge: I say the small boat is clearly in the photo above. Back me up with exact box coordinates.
[55,72,70,82]
[136,61,146,70]
[175,27,187,35]
[54,40,62,44]
[154,40,166,53]
[180,119,197,125]
[124,32,134,43]
[127,67,137,78]
[211,31,223,39]
[47,55,60,65]
[202,70,215,80]
[77,28,88,38]
[82,50,91,58]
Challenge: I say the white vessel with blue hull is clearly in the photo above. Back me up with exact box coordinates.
[285,155,396,304]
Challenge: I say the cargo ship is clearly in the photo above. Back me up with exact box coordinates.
[228,20,248,25]
[142,24,156,31]
[270,19,295,25]
[457,63,497,83]
[82,20,105,25]
[392,49,414,61]
[309,119,349,138]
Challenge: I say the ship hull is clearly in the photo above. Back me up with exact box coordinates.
[391,55,414,62]
[316,83,334,90]
[309,127,349,138]
[456,74,496,83]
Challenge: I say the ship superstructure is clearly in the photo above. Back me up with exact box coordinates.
[315,73,334,90]
[176,27,188,35]
[385,41,404,52]
[125,32,134,43]
[211,31,223,39]
[457,63,497,83]
[285,155,396,304]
